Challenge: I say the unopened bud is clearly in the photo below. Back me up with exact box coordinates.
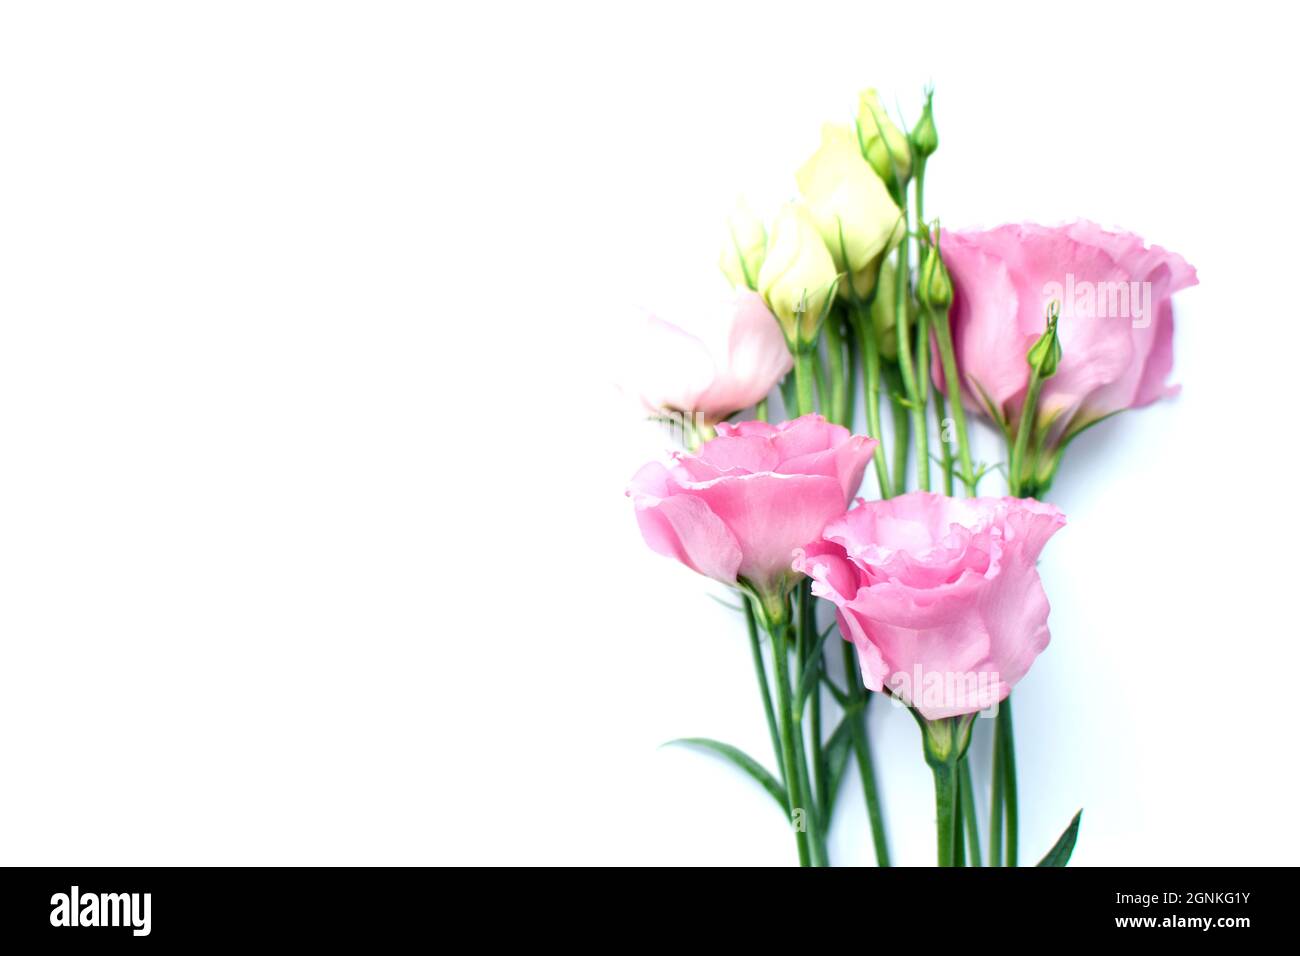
[917,236,953,311]
[1027,301,1062,378]
[911,89,938,159]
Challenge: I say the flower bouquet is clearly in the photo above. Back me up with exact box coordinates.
[624,88,1196,866]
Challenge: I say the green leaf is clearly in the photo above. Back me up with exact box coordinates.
[820,674,850,708]
[1060,408,1122,449]
[795,623,836,709]
[664,738,788,812]
[707,593,744,613]
[821,716,853,824]
[1036,809,1083,867]
[970,375,1009,438]
[780,373,797,417]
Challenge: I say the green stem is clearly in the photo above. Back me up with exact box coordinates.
[954,767,966,867]
[755,398,768,423]
[930,756,958,867]
[813,350,827,419]
[794,349,816,418]
[994,355,1043,870]
[914,159,926,228]
[995,328,1036,871]
[1000,697,1019,867]
[801,585,828,830]
[891,201,929,491]
[823,311,848,426]
[915,303,932,492]
[921,713,970,868]
[1009,369,1044,498]
[744,597,784,791]
[843,311,858,432]
[959,756,981,866]
[990,717,1004,866]
[854,304,892,498]
[936,392,954,495]
[932,306,977,495]
[885,365,909,495]
[791,588,826,867]
[844,641,891,866]
[810,671,825,814]
[769,614,812,867]
[912,165,937,492]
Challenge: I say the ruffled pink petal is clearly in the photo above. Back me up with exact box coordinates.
[693,434,781,475]
[626,462,743,585]
[777,434,877,502]
[685,471,846,594]
[769,414,847,460]
[938,221,1197,432]
[936,233,1027,418]
[801,492,1066,718]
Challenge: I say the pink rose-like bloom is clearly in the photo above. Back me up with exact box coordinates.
[794,492,1066,720]
[937,221,1197,442]
[627,415,877,603]
[633,291,793,426]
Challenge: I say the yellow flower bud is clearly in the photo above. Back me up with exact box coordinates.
[718,199,767,290]
[757,203,839,348]
[795,124,902,303]
[856,89,912,188]
[847,217,907,302]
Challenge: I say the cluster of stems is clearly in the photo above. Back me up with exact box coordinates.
[742,336,889,866]
[746,135,1026,866]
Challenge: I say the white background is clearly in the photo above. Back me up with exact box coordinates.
[1,1,1296,865]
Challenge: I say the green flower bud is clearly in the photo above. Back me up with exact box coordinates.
[920,713,977,768]
[1027,302,1062,378]
[917,239,953,311]
[911,89,938,160]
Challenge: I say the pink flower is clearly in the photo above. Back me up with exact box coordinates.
[793,492,1066,720]
[627,415,877,607]
[633,291,793,426]
[936,221,1197,442]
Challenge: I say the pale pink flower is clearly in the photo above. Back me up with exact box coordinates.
[633,291,792,426]
[794,492,1066,719]
[937,221,1196,442]
[628,415,876,605]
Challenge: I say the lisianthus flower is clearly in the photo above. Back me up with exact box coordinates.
[628,415,876,617]
[632,291,792,427]
[794,492,1066,720]
[757,204,840,348]
[795,123,902,301]
[936,221,1197,445]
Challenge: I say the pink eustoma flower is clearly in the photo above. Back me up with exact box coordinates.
[937,221,1197,443]
[627,414,877,613]
[633,291,793,426]
[794,492,1066,720]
